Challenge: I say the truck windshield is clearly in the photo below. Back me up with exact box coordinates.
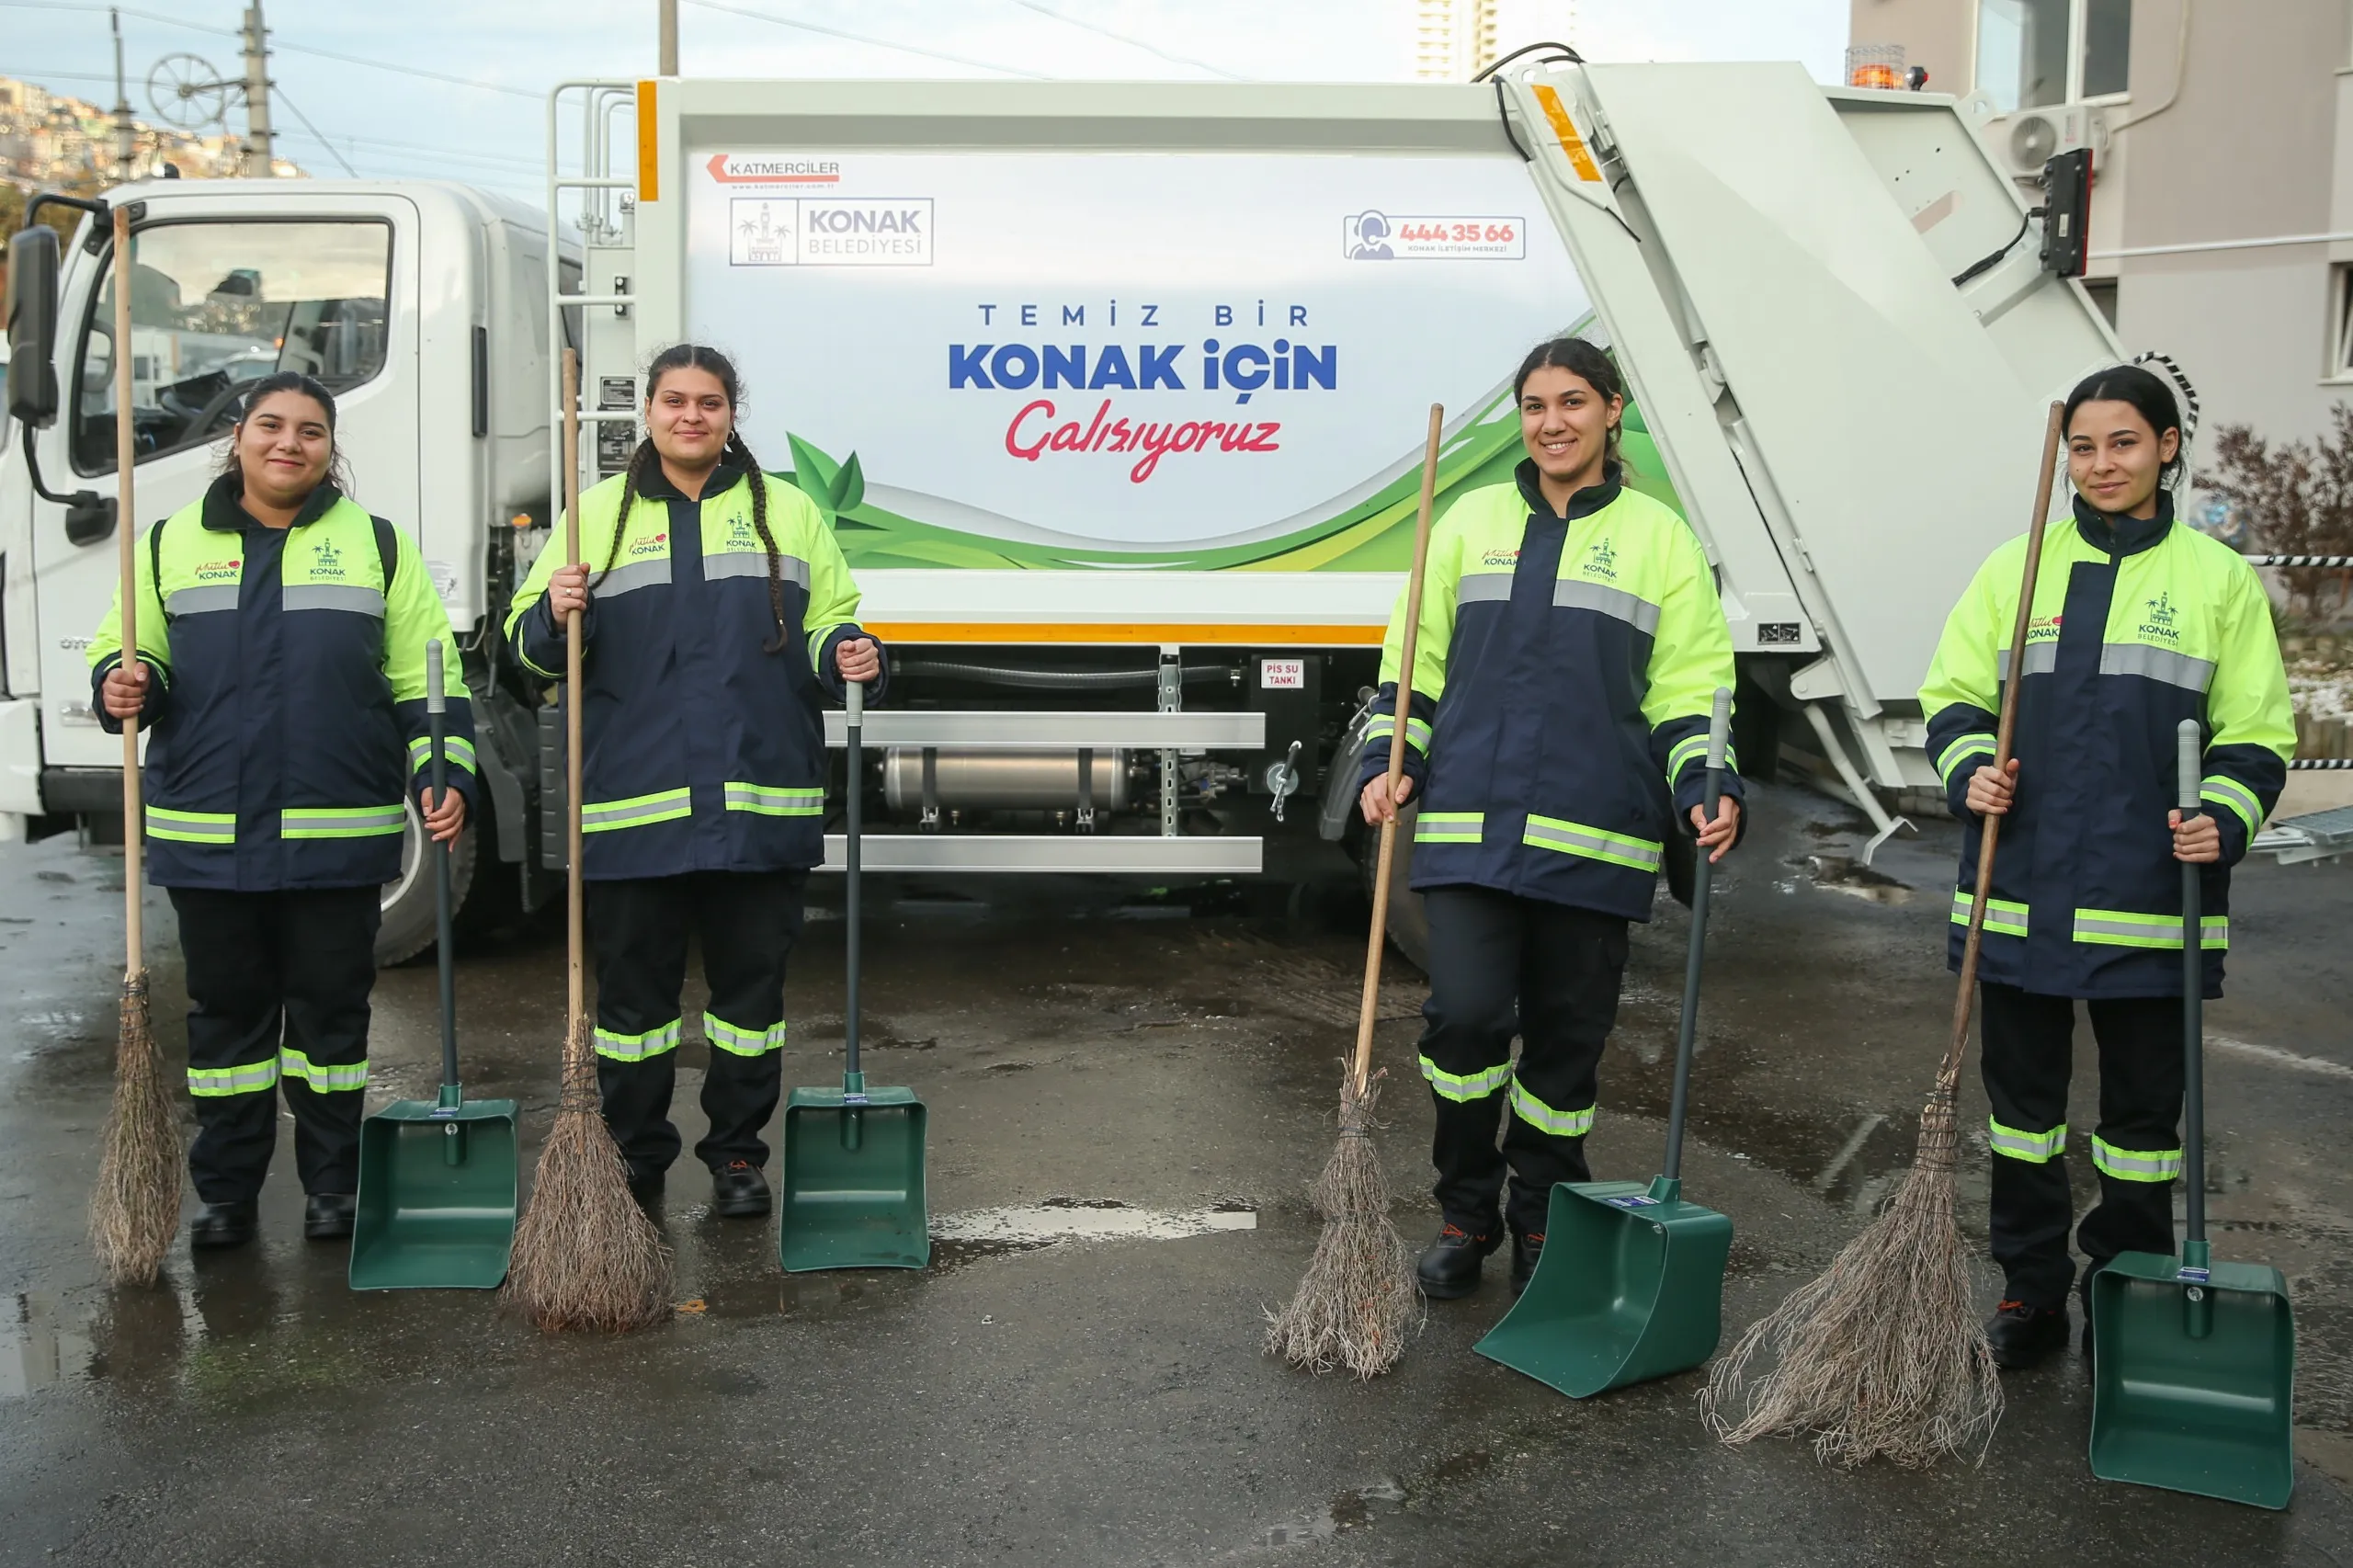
[71,219,392,476]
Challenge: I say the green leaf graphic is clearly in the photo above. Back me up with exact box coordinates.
[832,451,866,515]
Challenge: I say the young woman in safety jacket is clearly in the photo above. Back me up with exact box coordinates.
[1920,364,2293,1369]
[1359,336,1743,1300]
[505,344,881,1218]
[91,372,479,1249]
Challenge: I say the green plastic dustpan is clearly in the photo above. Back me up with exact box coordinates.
[1476,689,1734,1396]
[351,641,518,1290]
[779,679,929,1273]
[2087,722,2294,1509]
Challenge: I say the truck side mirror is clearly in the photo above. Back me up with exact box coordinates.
[6,224,62,427]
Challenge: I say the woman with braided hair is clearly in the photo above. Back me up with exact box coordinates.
[506,344,882,1216]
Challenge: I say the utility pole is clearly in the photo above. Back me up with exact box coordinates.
[109,6,135,183]
[239,1,275,177]
[659,0,678,74]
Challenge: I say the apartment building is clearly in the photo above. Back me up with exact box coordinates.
[1851,0,2353,448]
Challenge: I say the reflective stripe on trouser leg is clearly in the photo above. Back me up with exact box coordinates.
[595,1018,683,1062]
[704,1012,787,1056]
[1987,1118,2065,1163]
[1507,1080,1595,1137]
[2090,1136,2183,1182]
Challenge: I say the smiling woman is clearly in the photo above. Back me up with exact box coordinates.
[1917,360,2295,1369]
[82,371,480,1253]
[1354,333,1745,1301]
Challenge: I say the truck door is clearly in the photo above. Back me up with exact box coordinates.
[30,197,421,771]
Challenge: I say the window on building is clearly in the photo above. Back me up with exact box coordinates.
[1976,0,2133,111]
[71,219,392,476]
[2332,265,2353,380]
[2082,277,2118,328]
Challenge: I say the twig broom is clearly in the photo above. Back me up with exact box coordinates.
[1266,403,1444,1379]
[504,347,672,1332]
[1699,401,2066,1466]
[89,204,182,1289]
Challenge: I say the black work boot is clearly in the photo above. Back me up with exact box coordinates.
[1415,1220,1501,1300]
[1985,1299,2070,1369]
[191,1199,258,1249]
[1509,1231,1545,1296]
[711,1160,771,1219]
[303,1193,356,1240]
[629,1167,665,1210]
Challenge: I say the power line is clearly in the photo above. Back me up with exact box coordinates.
[1002,0,1248,80]
[267,39,540,100]
[681,0,1051,79]
[0,0,542,97]
[0,2,236,36]
[269,124,542,176]
[268,84,357,176]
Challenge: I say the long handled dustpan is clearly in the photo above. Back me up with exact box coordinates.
[1476,687,1736,1397]
[779,678,928,1272]
[2088,720,2294,1509]
[350,638,519,1290]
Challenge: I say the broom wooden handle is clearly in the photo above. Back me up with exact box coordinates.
[112,206,142,973]
[1353,403,1445,1097]
[562,348,585,1028]
[1941,400,2065,1082]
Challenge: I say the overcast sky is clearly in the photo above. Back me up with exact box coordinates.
[4,1,1848,200]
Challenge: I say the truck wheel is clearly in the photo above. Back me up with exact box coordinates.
[376,801,475,967]
[1361,801,1430,975]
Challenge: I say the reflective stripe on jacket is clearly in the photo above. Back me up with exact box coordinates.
[504,462,877,880]
[1358,460,1742,921]
[1919,493,2292,998]
[86,475,479,891]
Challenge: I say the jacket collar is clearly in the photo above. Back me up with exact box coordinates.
[638,460,745,505]
[200,470,344,532]
[2072,487,2174,559]
[1515,457,1623,523]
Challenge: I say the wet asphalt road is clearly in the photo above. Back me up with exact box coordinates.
[3,781,2351,1566]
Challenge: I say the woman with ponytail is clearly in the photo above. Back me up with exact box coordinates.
[506,345,882,1216]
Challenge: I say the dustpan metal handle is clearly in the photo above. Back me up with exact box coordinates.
[2177,719,2204,1256]
[1662,687,1733,1183]
[845,678,863,1092]
[427,638,460,1103]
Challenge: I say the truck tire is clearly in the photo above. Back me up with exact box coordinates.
[1361,801,1430,975]
[376,800,475,967]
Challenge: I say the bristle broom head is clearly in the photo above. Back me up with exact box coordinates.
[504,1017,674,1334]
[1699,1088,2002,1468]
[1264,1067,1420,1379]
[89,971,183,1289]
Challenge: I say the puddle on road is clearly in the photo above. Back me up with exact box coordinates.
[1801,854,1914,905]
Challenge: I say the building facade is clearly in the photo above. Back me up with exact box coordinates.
[1851,0,2353,449]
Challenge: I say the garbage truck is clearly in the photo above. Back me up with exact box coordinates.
[0,59,2119,961]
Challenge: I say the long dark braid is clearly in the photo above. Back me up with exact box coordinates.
[588,437,655,592]
[723,428,789,654]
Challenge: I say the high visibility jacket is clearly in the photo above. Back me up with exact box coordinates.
[1359,461,1744,921]
[505,461,878,881]
[87,475,480,891]
[1920,494,2293,998]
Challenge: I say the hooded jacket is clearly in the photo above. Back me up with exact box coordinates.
[1358,460,1743,921]
[505,461,879,881]
[1920,493,2293,998]
[87,473,480,891]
